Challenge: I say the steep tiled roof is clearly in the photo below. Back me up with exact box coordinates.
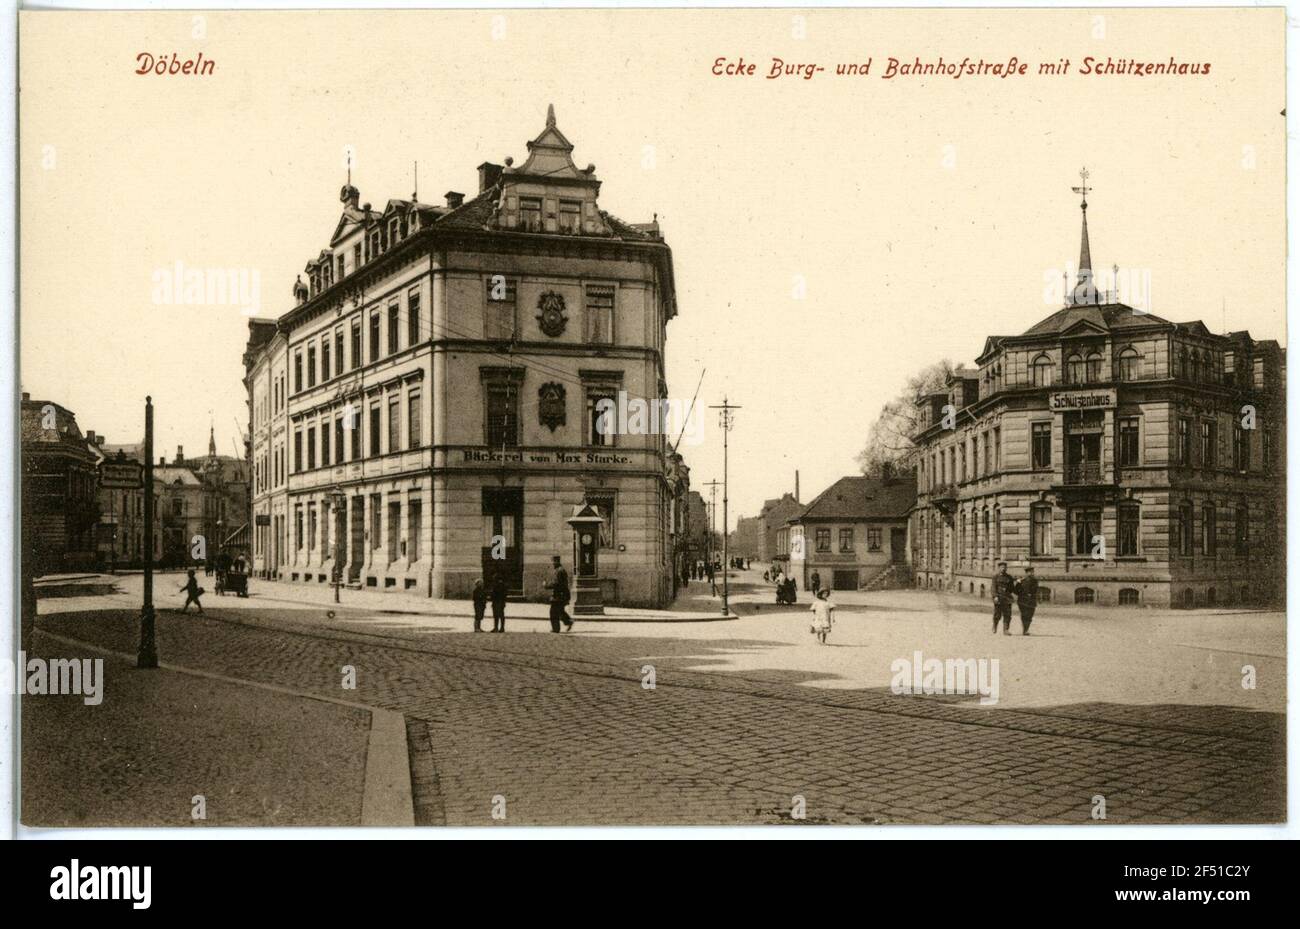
[793,475,916,522]
[433,188,498,231]
[1020,303,1175,337]
[154,466,201,486]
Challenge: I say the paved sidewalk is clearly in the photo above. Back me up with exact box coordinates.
[21,632,373,828]
[63,571,735,622]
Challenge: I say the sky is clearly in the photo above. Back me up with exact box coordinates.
[19,8,1285,529]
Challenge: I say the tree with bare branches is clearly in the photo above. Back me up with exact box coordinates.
[856,359,955,477]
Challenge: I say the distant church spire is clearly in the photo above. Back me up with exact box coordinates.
[1070,166,1097,305]
[208,424,217,458]
[546,103,556,128]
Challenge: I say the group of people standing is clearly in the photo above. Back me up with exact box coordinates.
[991,562,1039,635]
[471,555,574,634]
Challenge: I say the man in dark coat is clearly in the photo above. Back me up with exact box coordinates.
[489,572,509,633]
[545,555,573,633]
[471,578,488,633]
[991,561,1015,635]
[1016,567,1039,635]
[810,570,821,595]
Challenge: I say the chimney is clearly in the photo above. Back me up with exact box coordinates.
[95,435,104,446]
[21,392,29,402]
[159,456,166,466]
[477,162,503,192]
[176,445,184,463]
[444,190,465,209]
[86,430,96,444]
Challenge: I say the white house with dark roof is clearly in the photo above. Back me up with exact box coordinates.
[785,474,916,591]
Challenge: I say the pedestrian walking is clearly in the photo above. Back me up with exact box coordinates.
[471,578,488,632]
[179,569,204,614]
[705,561,716,596]
[809,588,834,645]
[810,570,821,595]
[545,555,573,633]
[991,561,1015,635]
[1016,567,1039,635]
[490,572,508,633]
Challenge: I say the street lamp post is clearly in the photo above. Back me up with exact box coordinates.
[137,397,158,669]
[709,398,741,617]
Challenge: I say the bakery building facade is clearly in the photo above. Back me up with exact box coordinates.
[245,107,682,607]
[910,190,1285,608]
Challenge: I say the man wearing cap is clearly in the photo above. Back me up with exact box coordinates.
[1017,566,1039,635]
[991,561,1015,635]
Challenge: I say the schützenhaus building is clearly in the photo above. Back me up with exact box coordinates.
[245,107,681,606]
[910,187,1285,608]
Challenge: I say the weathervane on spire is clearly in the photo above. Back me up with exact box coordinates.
[1071,166,1091,209]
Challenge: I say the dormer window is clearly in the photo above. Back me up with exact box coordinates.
[559,199,582,233]
[388,217,400,244]
[353,244,362,271]
[337,255,346,280]
[369,230,381,259]
[519,197,543,232]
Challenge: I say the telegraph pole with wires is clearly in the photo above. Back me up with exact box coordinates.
[702,479,722,580]
[709,397,741,616]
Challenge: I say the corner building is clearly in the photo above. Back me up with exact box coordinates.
[911,190,1285,608]
[245,108,680,607]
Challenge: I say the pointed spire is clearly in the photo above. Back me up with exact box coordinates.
[208,424,217,458]
[546,103,556,128]
[1070,166,1096,305]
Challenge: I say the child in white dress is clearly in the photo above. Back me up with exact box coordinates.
[809,588,834,644]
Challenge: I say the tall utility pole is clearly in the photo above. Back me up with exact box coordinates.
[709,397,741,617]
[702,479,722,571]
[137,397,158,669]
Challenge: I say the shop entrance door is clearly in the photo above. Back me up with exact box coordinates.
[482,487,524,593]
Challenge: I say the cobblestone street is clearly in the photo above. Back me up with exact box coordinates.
[23,572,1284,827]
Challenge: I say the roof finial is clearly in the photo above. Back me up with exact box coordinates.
[546,103,556,128]
[1070,166,1096,304]
[413,160,418,202]
[347,150,352,186]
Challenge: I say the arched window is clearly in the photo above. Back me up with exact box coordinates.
[1179,346,1190,380]
[1085,351,1103,383]
[1032,355,1054,387]
[1066,353,1085,384]
[1074,587,1096,604]
[982,509,990,561]
[1191,350,1202,383]
[1119,588,1140,606]
[1116,347,1139,382]
[1182,589,1195,608]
